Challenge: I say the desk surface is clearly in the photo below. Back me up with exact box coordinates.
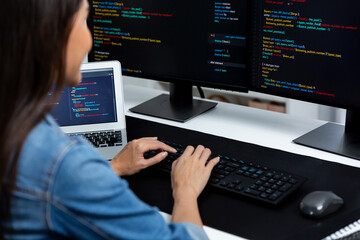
[123,84,360,239]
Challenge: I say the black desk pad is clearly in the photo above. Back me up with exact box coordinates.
[124,116,360,240]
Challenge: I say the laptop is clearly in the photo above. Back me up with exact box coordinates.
[51,60,127,160]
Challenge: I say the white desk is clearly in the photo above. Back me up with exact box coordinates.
[123,84,360,239]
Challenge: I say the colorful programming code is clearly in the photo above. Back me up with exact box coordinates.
[251,0,360,107]
[87,0,249,89]
[51,69,117,126]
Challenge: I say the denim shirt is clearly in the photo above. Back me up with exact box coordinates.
[8,115,209,240]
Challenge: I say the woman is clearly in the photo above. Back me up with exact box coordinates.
[0,0,219,239]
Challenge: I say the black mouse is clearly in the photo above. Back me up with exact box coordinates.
[299,191,344,218]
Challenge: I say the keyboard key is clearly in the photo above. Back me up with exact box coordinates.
[279,183,292,192]
[211,173,225,180]
[244,172,251,177]
[274,175,281,180]
[289,178,298,184]
[216,164,225,169]
[220,181,229,187]
[213,169,231,176]
[281,176,289,182]
[265,189,274,194]
[226,162,240,168]
[276,181,284,186]
[232,179,241,185]
[260,193,269,198]
[245,188,260,196]
[236,170,244,175]
[250,184,258,190]
[266,172,274,178]
[269,191,283,200]
[268,179,276,184]
[260,177,268,181]
[210,178,220,184]
[224,166,235,172]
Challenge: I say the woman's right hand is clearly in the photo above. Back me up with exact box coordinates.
[171,145,220,201]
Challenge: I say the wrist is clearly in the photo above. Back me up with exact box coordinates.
[110,159,123,176]
[173,188,198,203]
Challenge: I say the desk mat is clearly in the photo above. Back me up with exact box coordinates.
[124,116,360,240]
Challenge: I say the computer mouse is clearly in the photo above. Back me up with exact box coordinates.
[299,191,344,218]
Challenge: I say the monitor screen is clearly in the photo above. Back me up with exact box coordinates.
[51,69,117,126]
[87,0,249,91]
[250,0,360,110]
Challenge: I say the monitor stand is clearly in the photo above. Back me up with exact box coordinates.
[293,110,360,160]
[129,83,217,122]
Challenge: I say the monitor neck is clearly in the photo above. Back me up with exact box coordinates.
[170,83,193,107]
[345,110,360,135]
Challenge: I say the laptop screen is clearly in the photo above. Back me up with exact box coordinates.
[51,68,118,127]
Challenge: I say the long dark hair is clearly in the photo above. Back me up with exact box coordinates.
[0,0,83,237]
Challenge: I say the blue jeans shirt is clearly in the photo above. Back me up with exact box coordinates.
[8,115,209,240]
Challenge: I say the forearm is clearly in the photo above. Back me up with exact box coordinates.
[171,196,203,227]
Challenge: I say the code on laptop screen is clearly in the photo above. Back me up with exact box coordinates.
[51,68,117,127]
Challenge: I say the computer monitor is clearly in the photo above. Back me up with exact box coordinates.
[249,0,360,159]
[87,0,250,122]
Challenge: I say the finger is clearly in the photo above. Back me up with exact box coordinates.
[205,157,220,174]
[199,148,212,163]
[181,145,195,158]
[144,151,168,167]
[192,145,205,159]
[155,141,177,153]
[158,142,177,153]
[139,141,177,154]
[139,137,158,140]
[171,159,178,170]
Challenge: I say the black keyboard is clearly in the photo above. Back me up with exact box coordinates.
[69,131,123,148]
[144,139,307,205]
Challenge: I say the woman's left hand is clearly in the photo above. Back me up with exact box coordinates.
[110,137,177,176]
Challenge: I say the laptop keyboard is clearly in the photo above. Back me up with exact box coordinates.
[69,131,122,148]
[144,139,307,205]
